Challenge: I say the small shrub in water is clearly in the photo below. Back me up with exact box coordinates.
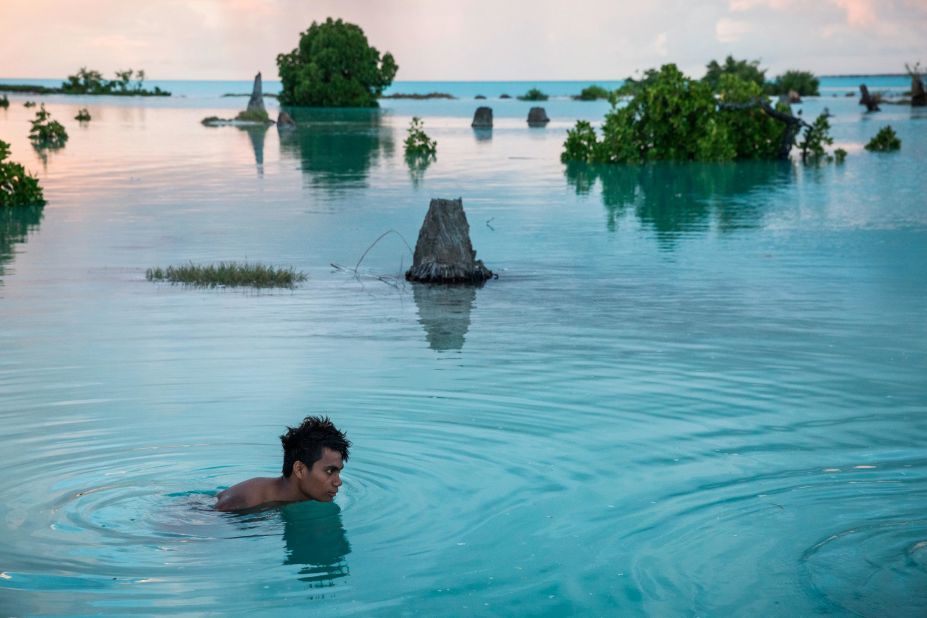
[517,88,548,101]
[575,85,610,101]
[75,108,91,122]
[0,140,46,207]
[834,148,847,163]
[29,105,69,148]
[404,117,437,157]
[23,101,36,108]
[0,95,8,109]
[798,113,834,163]
[145,261,307,288]
[864,126,901,152]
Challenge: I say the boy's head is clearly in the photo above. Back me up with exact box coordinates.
[280,416,351,477]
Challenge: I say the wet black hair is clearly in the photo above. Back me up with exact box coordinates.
[280,416,351,477]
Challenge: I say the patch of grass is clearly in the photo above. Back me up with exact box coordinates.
[517,88,548,101]
[146,261,307,288]
[864,126,901,152]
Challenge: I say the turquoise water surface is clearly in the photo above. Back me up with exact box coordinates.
[0,80,925,616]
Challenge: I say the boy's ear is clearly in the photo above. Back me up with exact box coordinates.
[294,461,307,478]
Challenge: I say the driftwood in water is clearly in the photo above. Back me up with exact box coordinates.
[858,85,880,112]
[471,106,493,128]
[527,107,550,126]
[405,198,492,284]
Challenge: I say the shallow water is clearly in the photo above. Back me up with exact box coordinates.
[1,84,926,616]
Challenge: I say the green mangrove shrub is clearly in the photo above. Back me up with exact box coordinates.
[146,262,307,288]
[768,70,819,96]
[75,108,91,121]
[864,126,901,151]
[29,105,68,148]
[574,85,611,101]
[276,18,397,107]
[834,148,848,163]
[797,113,834,163]
[517,88,548,101]
[0,95,8,109]
[23,101,36,108]
[234,108,270,123]
[562,64,808,164]
[0,140,45,207]
[404,117,436,157]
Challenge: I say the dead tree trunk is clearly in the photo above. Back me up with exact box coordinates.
[858,84,880,112]
[908,63,926,107]
[246,72,266,115]
[405,198,493,284]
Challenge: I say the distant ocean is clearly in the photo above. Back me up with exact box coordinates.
[0,75,912,100]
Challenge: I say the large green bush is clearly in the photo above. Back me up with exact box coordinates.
[276,18,398,107]
[0,140,46,207]
[561,64,839,165]
[562,64,800,164]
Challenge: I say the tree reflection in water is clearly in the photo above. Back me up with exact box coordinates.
[279,108,394,189]
[0,205,44,280]
[565,161,792,246]
[237,125,269,175]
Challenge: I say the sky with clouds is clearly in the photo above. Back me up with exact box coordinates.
[0,0,924,81]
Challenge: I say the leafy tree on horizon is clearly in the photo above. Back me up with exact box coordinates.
[276,18,398,107]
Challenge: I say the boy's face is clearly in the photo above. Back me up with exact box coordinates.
[296,447,344,502]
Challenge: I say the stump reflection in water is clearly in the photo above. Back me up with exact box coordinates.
[413,283,476,352]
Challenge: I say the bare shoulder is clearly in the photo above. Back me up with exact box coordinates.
[215,477,277,512]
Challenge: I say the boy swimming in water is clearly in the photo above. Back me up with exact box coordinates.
[216,416,350,512]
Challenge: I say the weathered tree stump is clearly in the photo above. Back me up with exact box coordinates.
[527,107,550,126]
[246,72,267,116]
[858,84,880,112]
[471,106,493,128]
[405,198,493,284]
[788,90,802,104]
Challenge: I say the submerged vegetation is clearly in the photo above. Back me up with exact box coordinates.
[29,105,68,148]
[562,64,838,165]
[146,262,307,288]
[277,18,397,107]
[381,92,455,100]
[0,140,46,207]
[517,88,549,101]
[865,126,902,151]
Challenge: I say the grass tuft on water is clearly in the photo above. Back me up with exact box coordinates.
[146,261,307,288]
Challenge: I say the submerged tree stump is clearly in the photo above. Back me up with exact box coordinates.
[471,106,493,128]
[858,84,880,112]
[527,107,550,126]
[277,110,296,128]
[246,72,267,116]
[405,198,493,284]
[911,73,926,107]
